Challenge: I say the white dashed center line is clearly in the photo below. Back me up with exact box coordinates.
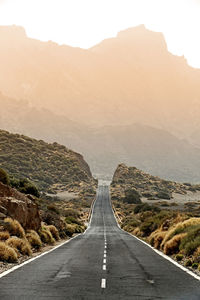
[103,264,106,270]
[103,258,106,264]
[101,278,106,288]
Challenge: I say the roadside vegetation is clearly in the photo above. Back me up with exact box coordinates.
[0,129,96,193]
[111,163,200,273]
[0,163,96,265]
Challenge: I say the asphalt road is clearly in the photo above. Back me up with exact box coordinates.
[0,185,200,299]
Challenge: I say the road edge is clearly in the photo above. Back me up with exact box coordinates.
[108,185,200,282]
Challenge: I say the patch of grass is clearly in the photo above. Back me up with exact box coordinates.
[6,237,32,256]
[26,230,42,249]
[4,218,25,238]
[0,241,18,262]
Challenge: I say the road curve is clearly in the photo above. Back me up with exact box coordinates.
[0,185,200,299]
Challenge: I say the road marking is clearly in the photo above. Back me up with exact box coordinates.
[104,253,106,258]
[103,258,106,264]
[105,245,107,249]
[101,278,106,288]
[104,250,107,254]
[103,264,106,270]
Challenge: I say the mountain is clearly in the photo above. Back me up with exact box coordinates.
[0,25,200,137]
[0,129,96,192]
[1,92,200,182]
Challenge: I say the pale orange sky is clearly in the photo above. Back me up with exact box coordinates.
[0,0,200,68]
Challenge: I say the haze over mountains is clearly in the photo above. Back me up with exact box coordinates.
[1,24,200,182]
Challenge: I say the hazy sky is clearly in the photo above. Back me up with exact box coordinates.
[0,0,200,68]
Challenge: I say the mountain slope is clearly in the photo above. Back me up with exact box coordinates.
[0,129,96,192]
[1,93,200,182]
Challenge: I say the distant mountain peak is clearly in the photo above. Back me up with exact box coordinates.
[0,25,27,41]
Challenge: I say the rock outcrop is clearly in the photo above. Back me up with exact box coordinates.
[0,182,41,230]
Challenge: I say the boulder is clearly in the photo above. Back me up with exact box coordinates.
[0,182,41,231]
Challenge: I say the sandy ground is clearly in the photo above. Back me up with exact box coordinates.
[142,191,200,210]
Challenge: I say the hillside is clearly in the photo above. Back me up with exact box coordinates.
[0,25,200,138]
[0,129,96,192]
[1,93,200,182]
[111,163,200,202]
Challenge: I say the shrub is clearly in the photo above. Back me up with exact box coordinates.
[123,188,141,204]
[156,191,171,200]
[39,227,55,244]
[161,218,200,248]
[179,225,200,255]
[185,259,192,267]
[192,263,198,269]
[65,216,82,226]
[164,233,187,255]
[0,241,18,262]
[46,225,60,241]
[26,230,42,249]
[6,237,32,256]
[47,204,60,215]
[65,224,76,237]
[149,230,166,249]
[18,179,40,198]
[0,231,10,241]
[176,254,184,261]
[0,168,10,185]
[4,218,25,238]
[134,203,160,214]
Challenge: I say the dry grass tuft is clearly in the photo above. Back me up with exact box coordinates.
[4,217,25,238]
[0,231,10,241]
[164,233,187,255]
[149,230,167,249]
[39,227,55,245]
[133,227,141,237]
[0,241,18,262]
[161,218,200,249]
[6,237,32,256]
[46,225,60,241]
[26,230,42,249]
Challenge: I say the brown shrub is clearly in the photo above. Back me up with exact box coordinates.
[164,233,187,255]
[0,241,18,262]
[0,231,10,241]
[6,237,32,256]
[133,227,141,237]
[4,218,25,238]
[149,230,167,249]
[161,218,200,249]
[26,230,42,249]
[39,227,55,244]
[46,225,60,241]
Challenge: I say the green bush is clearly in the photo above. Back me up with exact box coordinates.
[123,188,141,204]
[176,254,184,261]
[0,168,10,185]
[134,203,160,214]
[179,224,200,255]
[192,263,198,269]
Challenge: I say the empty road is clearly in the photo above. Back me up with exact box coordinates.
[0,185,200,299]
